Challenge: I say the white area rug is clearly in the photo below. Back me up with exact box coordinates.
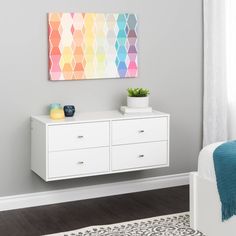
[45,212,204,236]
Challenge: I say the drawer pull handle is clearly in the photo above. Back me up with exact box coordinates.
[138,130,145,133]
[77,135,84,139]
[138,154,144,158]
[77,161,84,165]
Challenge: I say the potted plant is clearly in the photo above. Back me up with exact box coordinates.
[127,88,150,108]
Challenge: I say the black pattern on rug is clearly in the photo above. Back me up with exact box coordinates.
[54,213,204,236]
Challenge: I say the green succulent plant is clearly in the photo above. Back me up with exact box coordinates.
[127,88,150,97]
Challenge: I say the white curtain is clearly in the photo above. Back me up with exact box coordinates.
[226,1,236,139]
[203,0,236,146]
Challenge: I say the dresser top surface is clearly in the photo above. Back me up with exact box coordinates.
[31,110,169,125]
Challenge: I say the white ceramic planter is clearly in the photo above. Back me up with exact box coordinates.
[127,96,149,108]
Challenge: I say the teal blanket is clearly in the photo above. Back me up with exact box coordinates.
[213,140,236,221]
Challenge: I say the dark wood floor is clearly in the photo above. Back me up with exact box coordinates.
[0,185,189,236]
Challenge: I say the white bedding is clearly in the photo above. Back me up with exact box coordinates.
[198,142,224,181]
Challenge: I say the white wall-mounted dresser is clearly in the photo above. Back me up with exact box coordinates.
[31,110,169,181]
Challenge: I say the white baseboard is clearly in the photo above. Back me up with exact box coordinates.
[0,173,189,211]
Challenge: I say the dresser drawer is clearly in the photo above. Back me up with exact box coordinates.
[48,122,109,151]
[112,117,168,145]
[112,141,168,171]
[48,147,109,178]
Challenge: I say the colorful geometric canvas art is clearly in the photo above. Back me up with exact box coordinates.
[48,13,138,80]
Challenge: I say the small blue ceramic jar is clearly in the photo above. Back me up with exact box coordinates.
[63,105,75,117]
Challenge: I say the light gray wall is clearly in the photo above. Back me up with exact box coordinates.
[0,0,203,197]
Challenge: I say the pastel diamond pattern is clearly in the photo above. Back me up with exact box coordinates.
[48,13,138,80]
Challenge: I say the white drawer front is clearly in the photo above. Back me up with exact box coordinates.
[112,117,168,145]
[48,147,109,178]
[48,122,109,151]
[112,141,168,171]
